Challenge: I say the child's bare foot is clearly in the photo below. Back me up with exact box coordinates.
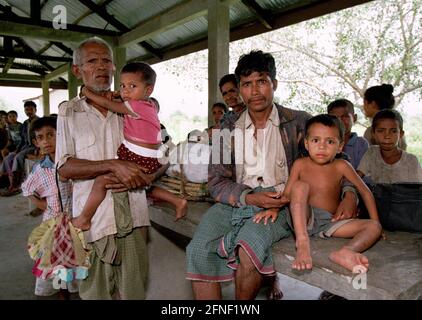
[71,216,91,231]
[329,247,369,273]
[174,198,188,221]
[266,276,283,300]
[292,238,312,270]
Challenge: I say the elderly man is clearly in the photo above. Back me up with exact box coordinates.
[56,37,161,299]
[186,50,358,300]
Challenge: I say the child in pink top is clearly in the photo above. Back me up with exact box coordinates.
[72,62,187,231]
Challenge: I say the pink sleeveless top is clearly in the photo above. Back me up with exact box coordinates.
[123,99,161,144]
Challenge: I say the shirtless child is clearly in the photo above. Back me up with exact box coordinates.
[254,114,382,273]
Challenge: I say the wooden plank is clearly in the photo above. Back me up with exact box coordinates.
[0,20,116,44]
[44,63,68,81]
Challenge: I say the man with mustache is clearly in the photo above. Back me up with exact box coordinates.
[219,73,246,114]
[56,37,160,299]
[186,50,358,300]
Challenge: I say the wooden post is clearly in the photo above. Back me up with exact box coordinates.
[113,47,126,91]
[67,63,78,99]
[41,79,50,116]
[207,0,230,127]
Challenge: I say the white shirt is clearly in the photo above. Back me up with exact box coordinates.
[236,104,289,192]
[358,145,422,183]
[56,97,150,243]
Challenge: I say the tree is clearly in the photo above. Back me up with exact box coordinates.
[237,0,422,123]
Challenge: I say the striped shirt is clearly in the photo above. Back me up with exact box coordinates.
[22,156,72,221]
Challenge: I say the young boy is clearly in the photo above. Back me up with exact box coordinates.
[327,99,369,169]
[21,116,76,298]
[357,109,422,183]
[72,62,187,230]
[255,114,382,273]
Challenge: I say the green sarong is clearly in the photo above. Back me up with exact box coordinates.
[186,202,291,282]
[79,192,148,299]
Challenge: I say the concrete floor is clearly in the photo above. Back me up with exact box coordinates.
[0,193,322,300]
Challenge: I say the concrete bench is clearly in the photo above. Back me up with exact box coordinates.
[149,201,422,300]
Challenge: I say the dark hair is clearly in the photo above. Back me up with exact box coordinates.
[24,100,37,109]
[218,74,237,91]
[235,50,276,82]
[7,110,18,117]
[305,114,345,142]
[212,102,228,113]
[31,116,57,133]
[364,84,395,110]
[121,62,156,86]
[0,110,6,116]
[372,109,403,132]
[327,99,354,114]
[149,97,160,112]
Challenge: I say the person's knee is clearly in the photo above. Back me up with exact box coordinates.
[290,181,309,201]
[238,247,255,272]
[365,220,382,236]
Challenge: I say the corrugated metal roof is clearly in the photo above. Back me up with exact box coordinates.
[0,0,373,86]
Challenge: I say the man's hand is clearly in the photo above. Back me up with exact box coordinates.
[253,208,279,225]
[245,191,288,209]
[107,160,152,190]
[332,191,358,221]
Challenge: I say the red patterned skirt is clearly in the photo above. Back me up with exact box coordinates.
[117,143,162,174]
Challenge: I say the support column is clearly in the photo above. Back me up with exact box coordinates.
[67,63,78,99]
[41,79,50,116]
[113,47,126,91]
[207,0,230,127]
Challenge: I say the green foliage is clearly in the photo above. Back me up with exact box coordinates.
[404,115,422,163]
[161,111,207,144]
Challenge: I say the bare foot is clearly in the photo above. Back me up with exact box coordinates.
[266,276,283,300]
[71,215,91,231]
[292,238,313,270]
[329,247,369,273]
[174,198,188,221]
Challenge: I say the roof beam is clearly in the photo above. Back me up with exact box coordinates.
[0,4,120,38]
[12,37,55,71]
[78,0,162,59]
[44,63,68,81]
[137,0,373,65]
[0,58,47,75]
[40,0,49,11]
[0,79,67,89]
[241,0,273,29]
[2,58,14,74]
[0,73,44,82]
[118,0,209,48]
[50,42,74,56]
[78,0,129,32]
[30,0,41,24]
[0,50,72,62]
[0,20,117,44]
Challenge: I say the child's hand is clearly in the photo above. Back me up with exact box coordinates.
[253,209,278,225]
[111,90,122,100]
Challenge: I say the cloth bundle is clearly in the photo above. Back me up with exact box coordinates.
[28,212,91,282]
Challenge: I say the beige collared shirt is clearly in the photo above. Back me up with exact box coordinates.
[56,97,150,243]
[236,104,289,192]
